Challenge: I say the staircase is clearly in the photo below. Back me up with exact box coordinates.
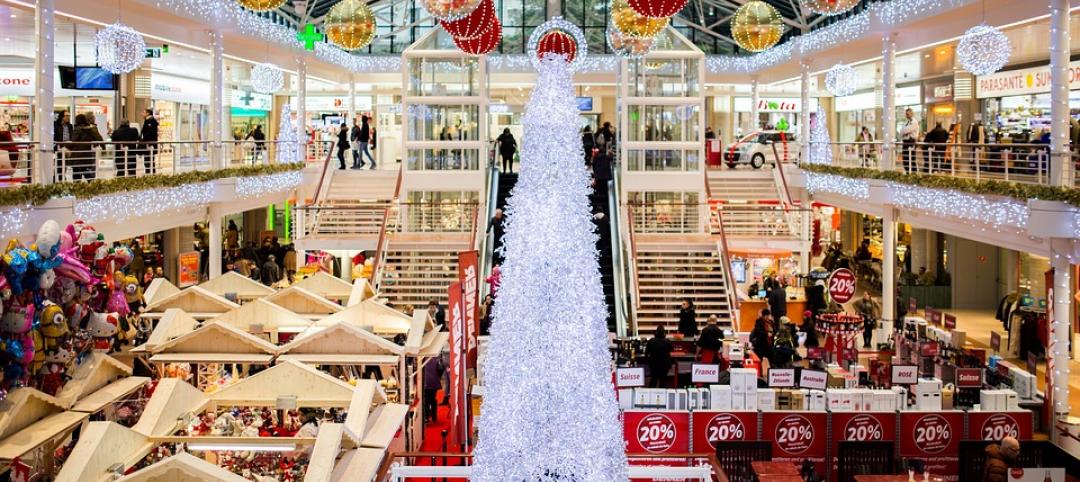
[298,169,398,245]
[590,179,617,331]
[634,245,734,334]
[706,169,785,202]
[378,244,463,310]
[326,169,397,203]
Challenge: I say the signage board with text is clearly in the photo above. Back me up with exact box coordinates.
[768,368,796,387]
[891,364,918,385]
[617,367,646,387]
[691,364,720,384]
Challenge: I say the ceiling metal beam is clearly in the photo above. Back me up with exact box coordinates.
[374,14,432,40]
[672,15,739,46]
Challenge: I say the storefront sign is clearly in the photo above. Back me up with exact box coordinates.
[834,91,876,112]
[447,281,467,445]
[896,85,922,106]
[967,411,1033,441]
[899,412,963,481]
[733,96,819,113]
[692,411,757,450]
[691,364,720,383]
[800,369,828,390]
[976,60,1080,98]
[229,89,272,111]
[177,251,200,287]
[0,67,114,97]
[150,72,211,105]
[891,364,918,385]
[944,313,957,330]
[827,268,856,304]
[831,412,896,476]
[616,367,645,387]
[763,412,828,475]
[768,368,796,387]
[299,95,374,112]
[624,410,690,454]
[955,368,983,388]
[924,78,954,104]
[458,250,479,369]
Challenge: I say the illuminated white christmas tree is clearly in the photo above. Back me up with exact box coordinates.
[471,24,628,482]
[807,106,833,165]
[275,103,302,163]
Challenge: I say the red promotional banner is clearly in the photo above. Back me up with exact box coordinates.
[623,410,691,454]
[899,411,965,481]
[458,250,479,369]
[967,411,1034,441]
[831,412,897,479]
[691,411,758,451]
[447,281,467,446]
[762,411,828,475]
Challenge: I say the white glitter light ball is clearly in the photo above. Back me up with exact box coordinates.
[824,63,857,97]
[251,62,285,94]
[957,24,1011,76]
[94,23,146,74]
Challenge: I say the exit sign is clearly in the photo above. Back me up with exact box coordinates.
[145,48,162,58]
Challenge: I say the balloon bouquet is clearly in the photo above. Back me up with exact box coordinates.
[0,220,144,400]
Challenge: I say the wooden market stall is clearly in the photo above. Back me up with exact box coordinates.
[115,452,251,482]
[197,271,275,302]
[313,298,414,336]
[60,353,150,425]
[0,388,88,480]
[292,271,355,304]
[143,278,181,307]
[265,286,344,319]
[147,321,277,391]
[347,278,379,307]
[209,298,318,344]
[143,286,241,322]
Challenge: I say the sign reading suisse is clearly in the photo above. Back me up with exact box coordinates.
[617,367,645,387]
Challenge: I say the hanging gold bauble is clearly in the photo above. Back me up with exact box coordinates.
[800,0,858,16]
[611,0,669,39]
[326,0,377,51]
[236,0,286,12]
[607,21,655,58]
[731,0,783,53]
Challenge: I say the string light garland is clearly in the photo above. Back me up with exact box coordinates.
[236,171,304,198]
[956,24,1011,75]
[876,0,968,26]
[250,62,284,94]
[796,12,869,53]
[890,183,1029,232]
[235,0,285,11]
[453,20,502,55]
[732,0,783,52]
[805,172,869,200]
[441,0,497,39]
[94,23,147,74]
[611,0,669,39]
[419,0,483,21]
[825,63,857,97]
[0,206,30,239]
[628,0,688,19]
[487,54,618,73]
[74,182,215,223]
[607,23,656,59]
[801,0,858,16]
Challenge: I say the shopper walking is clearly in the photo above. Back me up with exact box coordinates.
[678,298,698,338]
[899,108,919,173]
[924,121,950,173]
[350,119,362,167]
[70,114,102,181]
[853,292,879,348]
[596,122,615,155]
[110,120,140,177]
[855,126,874,167]
[766,277,788,321]
[336,123,350,170]
[488,208,506,263]
[356,115,375,169]
[645,326,674,388]
[261,254,281,286]
[749,309,773,360]
[140,109,159,175]
[582,125,596,165]
[695,315,723,363]
[496,128,517,173]
[246,125,266,162]
[479,294,494,336]
[422,356,444,423]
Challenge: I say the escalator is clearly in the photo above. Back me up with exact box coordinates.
[590,177,617,332]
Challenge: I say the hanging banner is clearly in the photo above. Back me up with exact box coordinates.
[967,411,1034,441]
[177,251,201,287]
[692,411,757,451]
[831,412,897,478]
[623,410,691,454]
[899,411,964,481]
[447,281,467,446]
[762,412,828,475]
[458,250,479,369]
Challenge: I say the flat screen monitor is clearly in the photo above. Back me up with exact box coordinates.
[58,66,119,90]
[575,96,593,111]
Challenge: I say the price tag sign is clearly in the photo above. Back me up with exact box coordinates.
[944,313,957,330]
[925,307,940,326]
[623,411,690,455]
[827,268,856,304]
[616,367,645,388]
[768,368,796,387]
[691,364,720,384]
[799,369,828,390]
[891,364,918,385]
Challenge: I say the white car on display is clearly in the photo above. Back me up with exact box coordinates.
[723,131,798,169]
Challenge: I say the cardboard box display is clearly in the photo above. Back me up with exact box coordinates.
[757,388,776,411]
[710,385,732,410]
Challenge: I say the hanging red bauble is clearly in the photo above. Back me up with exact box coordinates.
[453,19,501,55]
[440,0,496,39]
[628,0,688,18]
[536,30,577,62]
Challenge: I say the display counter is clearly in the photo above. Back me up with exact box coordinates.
[737,298,806,331]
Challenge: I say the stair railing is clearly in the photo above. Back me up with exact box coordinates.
[370,204,395,290]
[624,203,642,333]
[771,154,795,210]
[607,170,629,337]
[710,206,741,329]
[478,163,500,299]
[310,140,337,206]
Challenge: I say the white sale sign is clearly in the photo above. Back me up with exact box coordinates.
[616,367,645,387]
[691,364,720,384]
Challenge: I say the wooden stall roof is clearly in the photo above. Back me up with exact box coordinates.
[197,271,275,300]
[148,353,274,364]
[314,299,412,335]
[114,452,250,482]
[403,311,429,356]
[419,331,450,358]
[342,380,377,444]
[56,353,134,408]
[0,387,65,441]
[55,421,153,482]
[346,278,378,307]
[143,278,180,307]
[279,321,404,357]
[207,360,356,408]
[71,376,151,413]
[144,286,240,317]
[0,411,88,461]
[132,378,209,437]
[331,448,384,482]
[265,286,344,316]
[361,403,409,449]
[142,308,200,351]
[149,320,279,356]
[293,271,354,300]
[209,298,315,336]
[303,423,348,482]
[276,354,400,366]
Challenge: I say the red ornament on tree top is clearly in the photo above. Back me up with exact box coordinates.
[440,0,496,39]
[536,30,577,62]
[628,0,688,19]
[453,19,502,55]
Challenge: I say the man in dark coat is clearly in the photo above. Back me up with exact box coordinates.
[261,254,281,286]
[140,109,159,174]
[110,120,140,177]
[767,278,788,321]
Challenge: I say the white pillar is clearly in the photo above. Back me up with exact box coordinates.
[799,61,811,163]
[209,29,225,169]
[750,77,760,133]
[297,59,307,161]
[34,0,55,184]
[347,74,356,126]
[1049,247,1072,441]
[882,208,896,325]
[1050,0,1071,187]
[208,205,223,278]
[881,33,897,171]
[799,191,810,272]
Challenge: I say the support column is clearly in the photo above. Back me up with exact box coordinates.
[1050,247,1072,441]
[882,207,896,326]
[163,228,180,283]
[209,29,225,169]
[34,0,55,184]
[750,76,760,133]
[1050,0,1071,186]
[799,62,811,164]
[881,33,897,171]
[799,191,811,273]
[297,59,307,161]
[208,205,223,278]
[347,74,356,126]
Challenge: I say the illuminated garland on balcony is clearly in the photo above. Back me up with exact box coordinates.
[74,182,216,223]
[805,172,870,200]
[0,205,30,239]
[236,171,304,198]
[890,183,1029,232]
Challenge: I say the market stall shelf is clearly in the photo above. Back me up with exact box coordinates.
[277,321,404,366]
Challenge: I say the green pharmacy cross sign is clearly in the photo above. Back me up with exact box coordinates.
[297,23,323,51]
[239,91,255,106]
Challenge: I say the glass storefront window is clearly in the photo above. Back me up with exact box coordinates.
[406,148,481,171]
[628,58,700,98]
[407,104,480,142]
[627,104,700,142]
[625,148,700,172]
[407,58,480,97]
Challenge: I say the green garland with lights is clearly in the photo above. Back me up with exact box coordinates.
[801,164,1080,208]
[0,163,306,208]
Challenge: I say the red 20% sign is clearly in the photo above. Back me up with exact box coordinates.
[981,414,1020,441]
[636,413,677,453]
[775,414,815,454]
[844,415,883,441]
[913,414,953,453]
[828,268,857,304]
[704,414,746,447]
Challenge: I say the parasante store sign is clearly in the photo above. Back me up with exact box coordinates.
[976,60,1080,98]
